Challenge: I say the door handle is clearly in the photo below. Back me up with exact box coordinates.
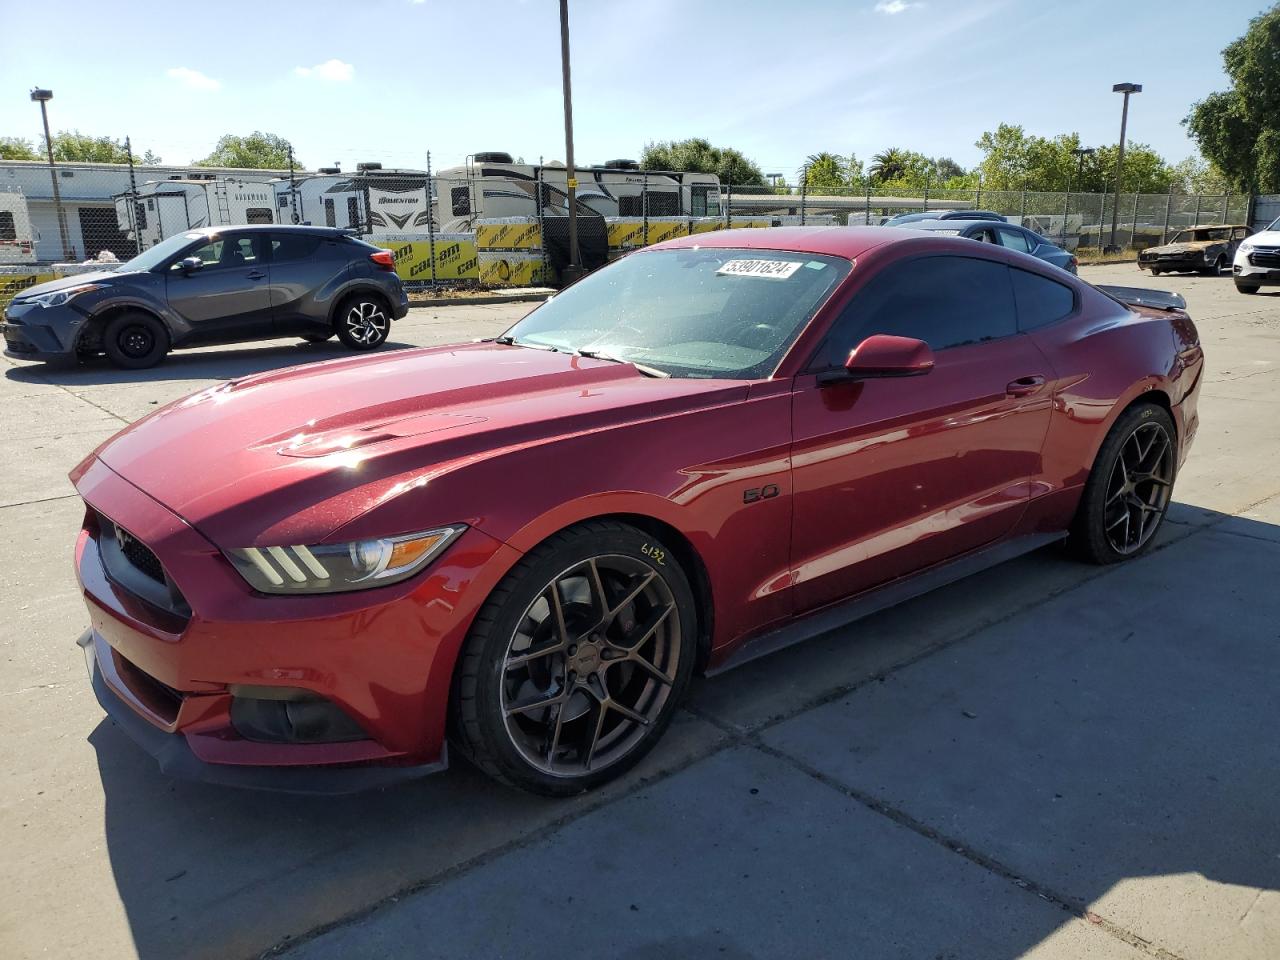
[246,270,266,280]
[1006,375,1046,397]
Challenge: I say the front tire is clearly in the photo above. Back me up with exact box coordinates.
[102,311,169,369]
[1150,267,1161,276]
[451,520,697,796]
[335,293,390,350]
[1069,402,1177,565]
[1236,283,1260,295]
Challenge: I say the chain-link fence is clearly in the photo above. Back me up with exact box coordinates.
[0,155,1255,293]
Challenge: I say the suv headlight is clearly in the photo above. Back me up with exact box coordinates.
[1239,241,1254,254]
[27,283,107,308]
[226,526,464,594]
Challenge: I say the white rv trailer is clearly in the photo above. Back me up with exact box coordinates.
[0,189,39,265]
[272,174,365,230]
[432,155,722,233]
[114,177,277,249]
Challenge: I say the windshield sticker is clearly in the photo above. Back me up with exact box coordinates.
[804,261,827,270]
[717,259,803,280]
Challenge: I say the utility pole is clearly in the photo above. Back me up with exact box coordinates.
[558,0,583,283]
[1108,83,1142,252]
[125,136,140,254]
[31,88,71,261]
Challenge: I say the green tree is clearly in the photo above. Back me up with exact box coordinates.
[801,152,848,191]
[974,124,1172,193]
[930,156,966,182]
[1171,154,1233,194]
[197,131,297,170]
[868,147,911,183]
[640,137,765,187]
[0,136,39,160]
[39,130,160,164]
[1185,4,1280,192]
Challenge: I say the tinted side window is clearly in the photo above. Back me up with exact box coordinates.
[1010,268,1076,331]
[270,233,323,262]
[181,235,258,271]
[811,256,1016,368]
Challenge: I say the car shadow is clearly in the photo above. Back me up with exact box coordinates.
[88,505,1279,960]
[4,339,422,387]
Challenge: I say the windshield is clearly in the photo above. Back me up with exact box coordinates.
[1172,227,1229,243]
[503,248,851,379]
[113,232,205,273]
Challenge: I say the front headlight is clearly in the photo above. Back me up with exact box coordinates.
[1240,241,1255,254]
[27,283,107,308]
[226,526,465,594]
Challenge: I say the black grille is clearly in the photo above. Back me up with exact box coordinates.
[1248,248,1280,268]
[116,525,166,584]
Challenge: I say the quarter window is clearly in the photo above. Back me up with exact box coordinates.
[1010,267,1075,331]
[269,233,323,261]
[811,256,1017,368]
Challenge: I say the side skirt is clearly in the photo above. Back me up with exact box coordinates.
[706,531,1066,677]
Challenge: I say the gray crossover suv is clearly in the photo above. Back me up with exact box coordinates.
[3,225,408,368]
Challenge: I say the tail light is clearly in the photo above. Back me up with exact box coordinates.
[369,250,396,271]
[1069,256,1079,271]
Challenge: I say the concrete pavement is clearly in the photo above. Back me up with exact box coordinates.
[1,266,1276,960]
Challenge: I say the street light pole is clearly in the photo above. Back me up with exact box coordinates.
[558,0,583,284]
[1107,82,1141,253]
[31,88,72,261]
[1069,146,1094,195]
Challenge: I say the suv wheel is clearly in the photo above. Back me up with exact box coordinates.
[103,312,169,369]
[336,294,390,350]
[1236,283,1260,295]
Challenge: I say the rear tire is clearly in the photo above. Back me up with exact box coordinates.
[451,520,697,796]
[102,312,169,369]
[335,293,390,351]
[1069,402,1177,565]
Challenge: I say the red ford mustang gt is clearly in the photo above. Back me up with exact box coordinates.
[71,227,1203,795]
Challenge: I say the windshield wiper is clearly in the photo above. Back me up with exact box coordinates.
[574,348,670,379]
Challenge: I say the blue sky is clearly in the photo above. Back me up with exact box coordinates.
[0,0,1269,174]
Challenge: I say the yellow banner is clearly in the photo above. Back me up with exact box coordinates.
[475,220,542,251]
[477,253,551,288]
[0,271,58,310]
[379,238,479,282]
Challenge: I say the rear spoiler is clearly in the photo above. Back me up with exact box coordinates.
[1095,284,1187,312]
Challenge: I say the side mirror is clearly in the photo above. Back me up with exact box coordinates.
[819,334,934,385]
[178,256,204,275]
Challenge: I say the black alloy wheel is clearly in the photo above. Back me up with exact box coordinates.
[452,521,696,795]
[1070,402,1177,564]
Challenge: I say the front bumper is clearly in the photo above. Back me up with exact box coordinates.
[2,299,83,361]
[80,629,446,793]
[1233,261,1280,285]
[1138,254,1213,272]
[73,456,520,792]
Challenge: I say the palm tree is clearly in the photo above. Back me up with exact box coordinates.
[802,152,847,190]
[869,148,910,184]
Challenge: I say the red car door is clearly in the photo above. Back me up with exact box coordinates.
[789,254,1055,613]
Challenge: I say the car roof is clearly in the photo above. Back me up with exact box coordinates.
[905,219,1020,230]
[184,224,351,238]
[656,225,909,259]
[1174,224,1249,230]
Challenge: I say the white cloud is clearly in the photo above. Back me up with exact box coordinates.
[294,59,355,82]
[875,0,915,13]
[166,67,221,91]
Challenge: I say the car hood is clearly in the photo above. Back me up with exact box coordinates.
[1145,240,1219,254]
[14,270,127,298]
[85,343,747,546]
[1245,230,1280,247]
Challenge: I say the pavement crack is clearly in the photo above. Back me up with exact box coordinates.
[750,738,1192,960]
